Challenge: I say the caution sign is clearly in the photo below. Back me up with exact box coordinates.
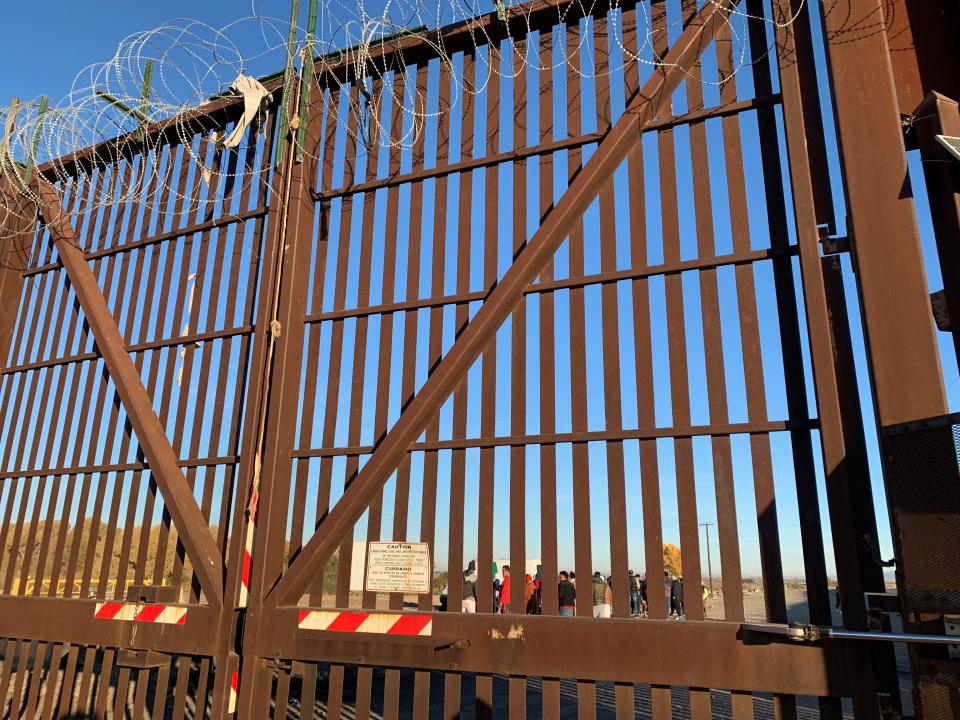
[365,542,432,594]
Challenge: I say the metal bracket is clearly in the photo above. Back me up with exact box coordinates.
[126,584,180,604]
[741,623,824,642]
[818,226,851,255]
[946,616,960,660]
[434,639,470,652]
[264,658,292,671]
[931,289,952,332]
[902,113,920,151]
[115,649,172,669]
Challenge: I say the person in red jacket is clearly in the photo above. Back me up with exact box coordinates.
[499,565,511,613]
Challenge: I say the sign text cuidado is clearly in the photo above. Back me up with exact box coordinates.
[364,541,432,594]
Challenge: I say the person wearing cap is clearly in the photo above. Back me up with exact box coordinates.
[671,575,684,619]
[592,572,611,618]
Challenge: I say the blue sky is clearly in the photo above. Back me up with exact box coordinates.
[1,0,958,588]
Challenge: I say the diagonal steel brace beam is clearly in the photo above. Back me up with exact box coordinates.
[34,179,224,607]
[272,0,731,606]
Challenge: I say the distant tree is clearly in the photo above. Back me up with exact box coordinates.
[662,544,682,576]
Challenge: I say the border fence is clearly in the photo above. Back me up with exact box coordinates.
[0,0,959,717]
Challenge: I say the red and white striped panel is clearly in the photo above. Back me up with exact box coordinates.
[238,519,254,608]
[93,602,187,625]
[229,671,239,714]
[298,610,432,636]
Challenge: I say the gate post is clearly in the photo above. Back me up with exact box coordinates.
[773,4,894,716]
[817,0,960,716]
[232,66,322,718]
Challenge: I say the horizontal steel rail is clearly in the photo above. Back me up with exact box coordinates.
[255,609,852,696]
[304,245,798,325]
[291,419,819,458]
[314,94,783,202]
[0,596,222,655]
[0,454,239,480]
[0,324,254,376]
[24,206,268,277]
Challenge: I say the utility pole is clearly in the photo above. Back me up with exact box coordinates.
[700,522,714,595]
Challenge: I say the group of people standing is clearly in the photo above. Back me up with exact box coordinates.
[590,570,685,619]
[454,562,691,619]
[457,562,541,614]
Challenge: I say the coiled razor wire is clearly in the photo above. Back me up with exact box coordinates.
[0,0,806,243]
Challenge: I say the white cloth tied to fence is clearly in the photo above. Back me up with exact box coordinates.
[220,75,273,149]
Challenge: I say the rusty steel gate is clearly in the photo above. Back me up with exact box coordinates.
[0,0,958,717]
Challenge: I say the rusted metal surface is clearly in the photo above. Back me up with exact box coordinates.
[821,0,960,717]
[0,0,957,717]
[821,0,946,427]
[776,6,891,716]
[258,612,853,696]
[825,2,958,717]
[875,0,960,115]
[913,92,960,367]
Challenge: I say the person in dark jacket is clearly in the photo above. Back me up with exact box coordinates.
[671,576,684,619]
[629,570,639,617]
[462,560,477,613]
[639,575,648,616]
[534,568,543,614]
[558,571,576,616]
